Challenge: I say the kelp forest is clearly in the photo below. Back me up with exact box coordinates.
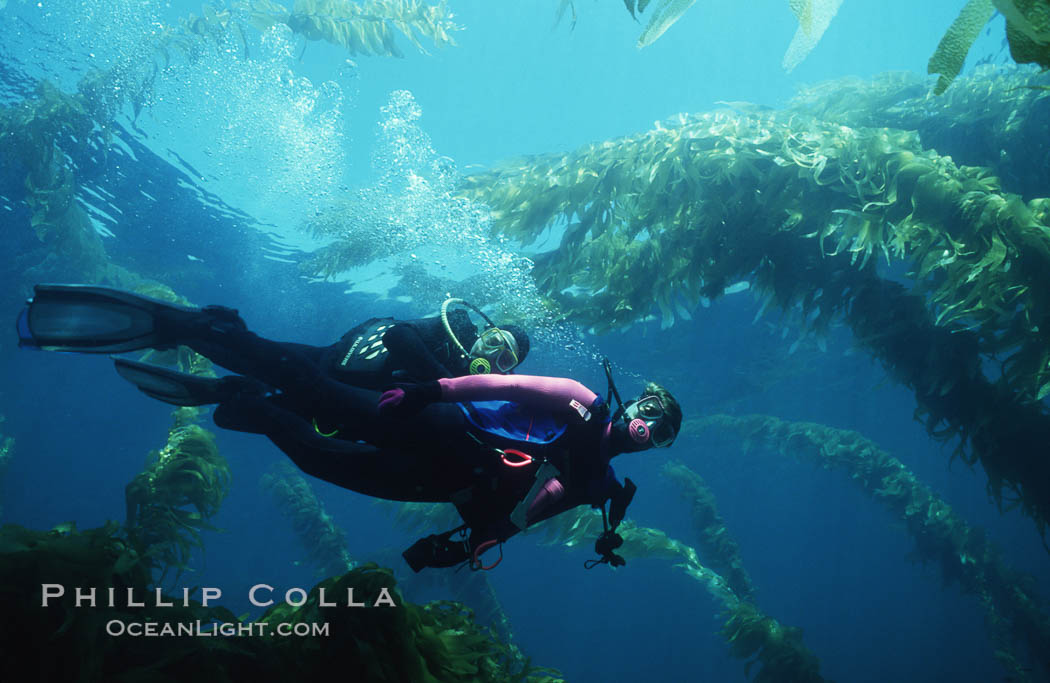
[1,0,1049,681]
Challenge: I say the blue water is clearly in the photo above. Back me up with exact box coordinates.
[1,1,1046,681]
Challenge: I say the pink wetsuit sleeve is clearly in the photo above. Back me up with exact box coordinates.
[437,374,598,414]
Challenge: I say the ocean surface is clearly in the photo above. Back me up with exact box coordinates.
[1,1,1048,681]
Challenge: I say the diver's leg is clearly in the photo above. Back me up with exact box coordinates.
[215,395,467,501]
[242,389,467,452]
[166,315,357,419]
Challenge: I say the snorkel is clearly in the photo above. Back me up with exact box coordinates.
[602,357,627,422]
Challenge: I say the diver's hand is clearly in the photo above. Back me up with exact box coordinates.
[378,381,442,418]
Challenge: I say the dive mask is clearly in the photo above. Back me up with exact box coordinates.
[469,328,520,374]
[623,395,676,448]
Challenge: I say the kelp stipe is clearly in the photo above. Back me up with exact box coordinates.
[262,462,355,578]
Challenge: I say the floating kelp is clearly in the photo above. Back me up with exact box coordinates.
[460,106,1050,544]
[0,522,557,682]
[240,0,459,57]
[787,68,1050,200]
[166,3,251,63]
[533,510,827,683]
[662,460,755,601]
[125,419,231,580]
[261,462,354,578]
[1,80,111,284]
[693,413,1050,682]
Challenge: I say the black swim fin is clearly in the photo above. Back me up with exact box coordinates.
[16,284,198,354]
[113,358,266,407]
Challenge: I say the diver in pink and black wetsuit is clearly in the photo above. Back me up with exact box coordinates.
[376,368,682,571]
[214,366,680,572]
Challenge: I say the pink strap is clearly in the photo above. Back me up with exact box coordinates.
[438,374,598,414]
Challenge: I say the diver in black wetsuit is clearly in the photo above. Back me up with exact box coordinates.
[18,285,680,572]
[298,297,530,390]
[229,298,530,391]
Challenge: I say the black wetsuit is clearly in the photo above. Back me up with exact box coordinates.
[267,310,477,390]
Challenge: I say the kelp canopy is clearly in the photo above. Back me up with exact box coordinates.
[458,94,1050,545]
[241,0,459,57]
[787,68,1050,201]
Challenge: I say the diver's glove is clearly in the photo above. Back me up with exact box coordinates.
[378,381,442,417]
[402,529,471,572]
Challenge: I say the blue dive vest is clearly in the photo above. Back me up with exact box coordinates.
[459,400,567,446]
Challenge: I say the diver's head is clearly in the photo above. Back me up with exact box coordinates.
[500,324,529,365]
[612,382,682,453]
[467,324,529,374]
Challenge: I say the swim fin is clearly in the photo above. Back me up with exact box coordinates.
[17,284,198,354]
[113,358,266,407]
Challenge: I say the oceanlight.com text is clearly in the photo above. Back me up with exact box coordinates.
[105,620,330,637]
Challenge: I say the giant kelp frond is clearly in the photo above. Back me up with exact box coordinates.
[927,0,1050,94]
[928,0,996,95]
[125,420,231,579]
[787,68,1050,199]
[462,106,1050,543]
[720,602,825,683]
[693,414,1050,681]
[461,108,1050,373]
[382,501,462,537]
[2,80,112,284]
[262,462,355,578]
[662,461,756,601]
[241,0,459,57]
[636,0,698,48]
[783,0,844,72]
[994,0,1050,68]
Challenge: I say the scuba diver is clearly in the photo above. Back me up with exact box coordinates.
[17,284,681,571]
[321,297,530,388]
